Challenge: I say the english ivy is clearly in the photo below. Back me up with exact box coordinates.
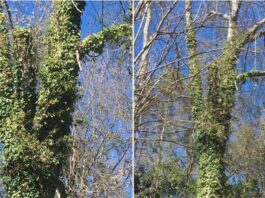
[0,1,131,197]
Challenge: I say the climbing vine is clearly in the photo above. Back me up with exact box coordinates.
[0,7,12,121]
[0,1,131,197]
[196,33,250,198]
[236,69,265,83]
[33,1,86,196]
[81,24,131,56]
[185,2,256,197]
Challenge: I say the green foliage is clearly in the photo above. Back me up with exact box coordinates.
[227,179,263,198]
[135,157,196,198]
[34,0,85,140]
[186,8,203,121]
[197,131,227,197]
[185,4,253,196]
[226,126,265,197]
[0,9,13,121]
[186,4,229,196]
[32,1,85,196]
[194,34,250,197]
[13,27,37,132]
[0,117,59,197]
[236,70,265,83]
[0,1,85,197]
[81,24,131,55]
[0,1,131,197]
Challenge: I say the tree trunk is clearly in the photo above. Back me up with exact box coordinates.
[0,1,85,197]
[197,130,227,197]
[185,1,244,197]
[34,1,85,196]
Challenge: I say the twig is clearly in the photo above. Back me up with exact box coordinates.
[76,50,82,71]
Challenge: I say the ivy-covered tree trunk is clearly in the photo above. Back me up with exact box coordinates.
[185,1,226,196]
[0,1,131,197]
[196,41,239,197]
[0,1,85,197]
[185,0,265,197]
[35,1,86,197]
[185,1,259,197]
[0,5,12,121]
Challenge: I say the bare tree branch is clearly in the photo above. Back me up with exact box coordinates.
[227,0,241,40]
[207,10,229,21]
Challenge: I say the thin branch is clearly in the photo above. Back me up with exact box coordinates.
[134,1,178,64]
[134,0,148,21]
[3,0,13,30]
[76,50,82,71]
[247,18,265,35]
[71,0,83,13]
[207,10,229,20]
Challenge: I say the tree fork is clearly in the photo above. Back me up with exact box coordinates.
[185,1,244,197]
